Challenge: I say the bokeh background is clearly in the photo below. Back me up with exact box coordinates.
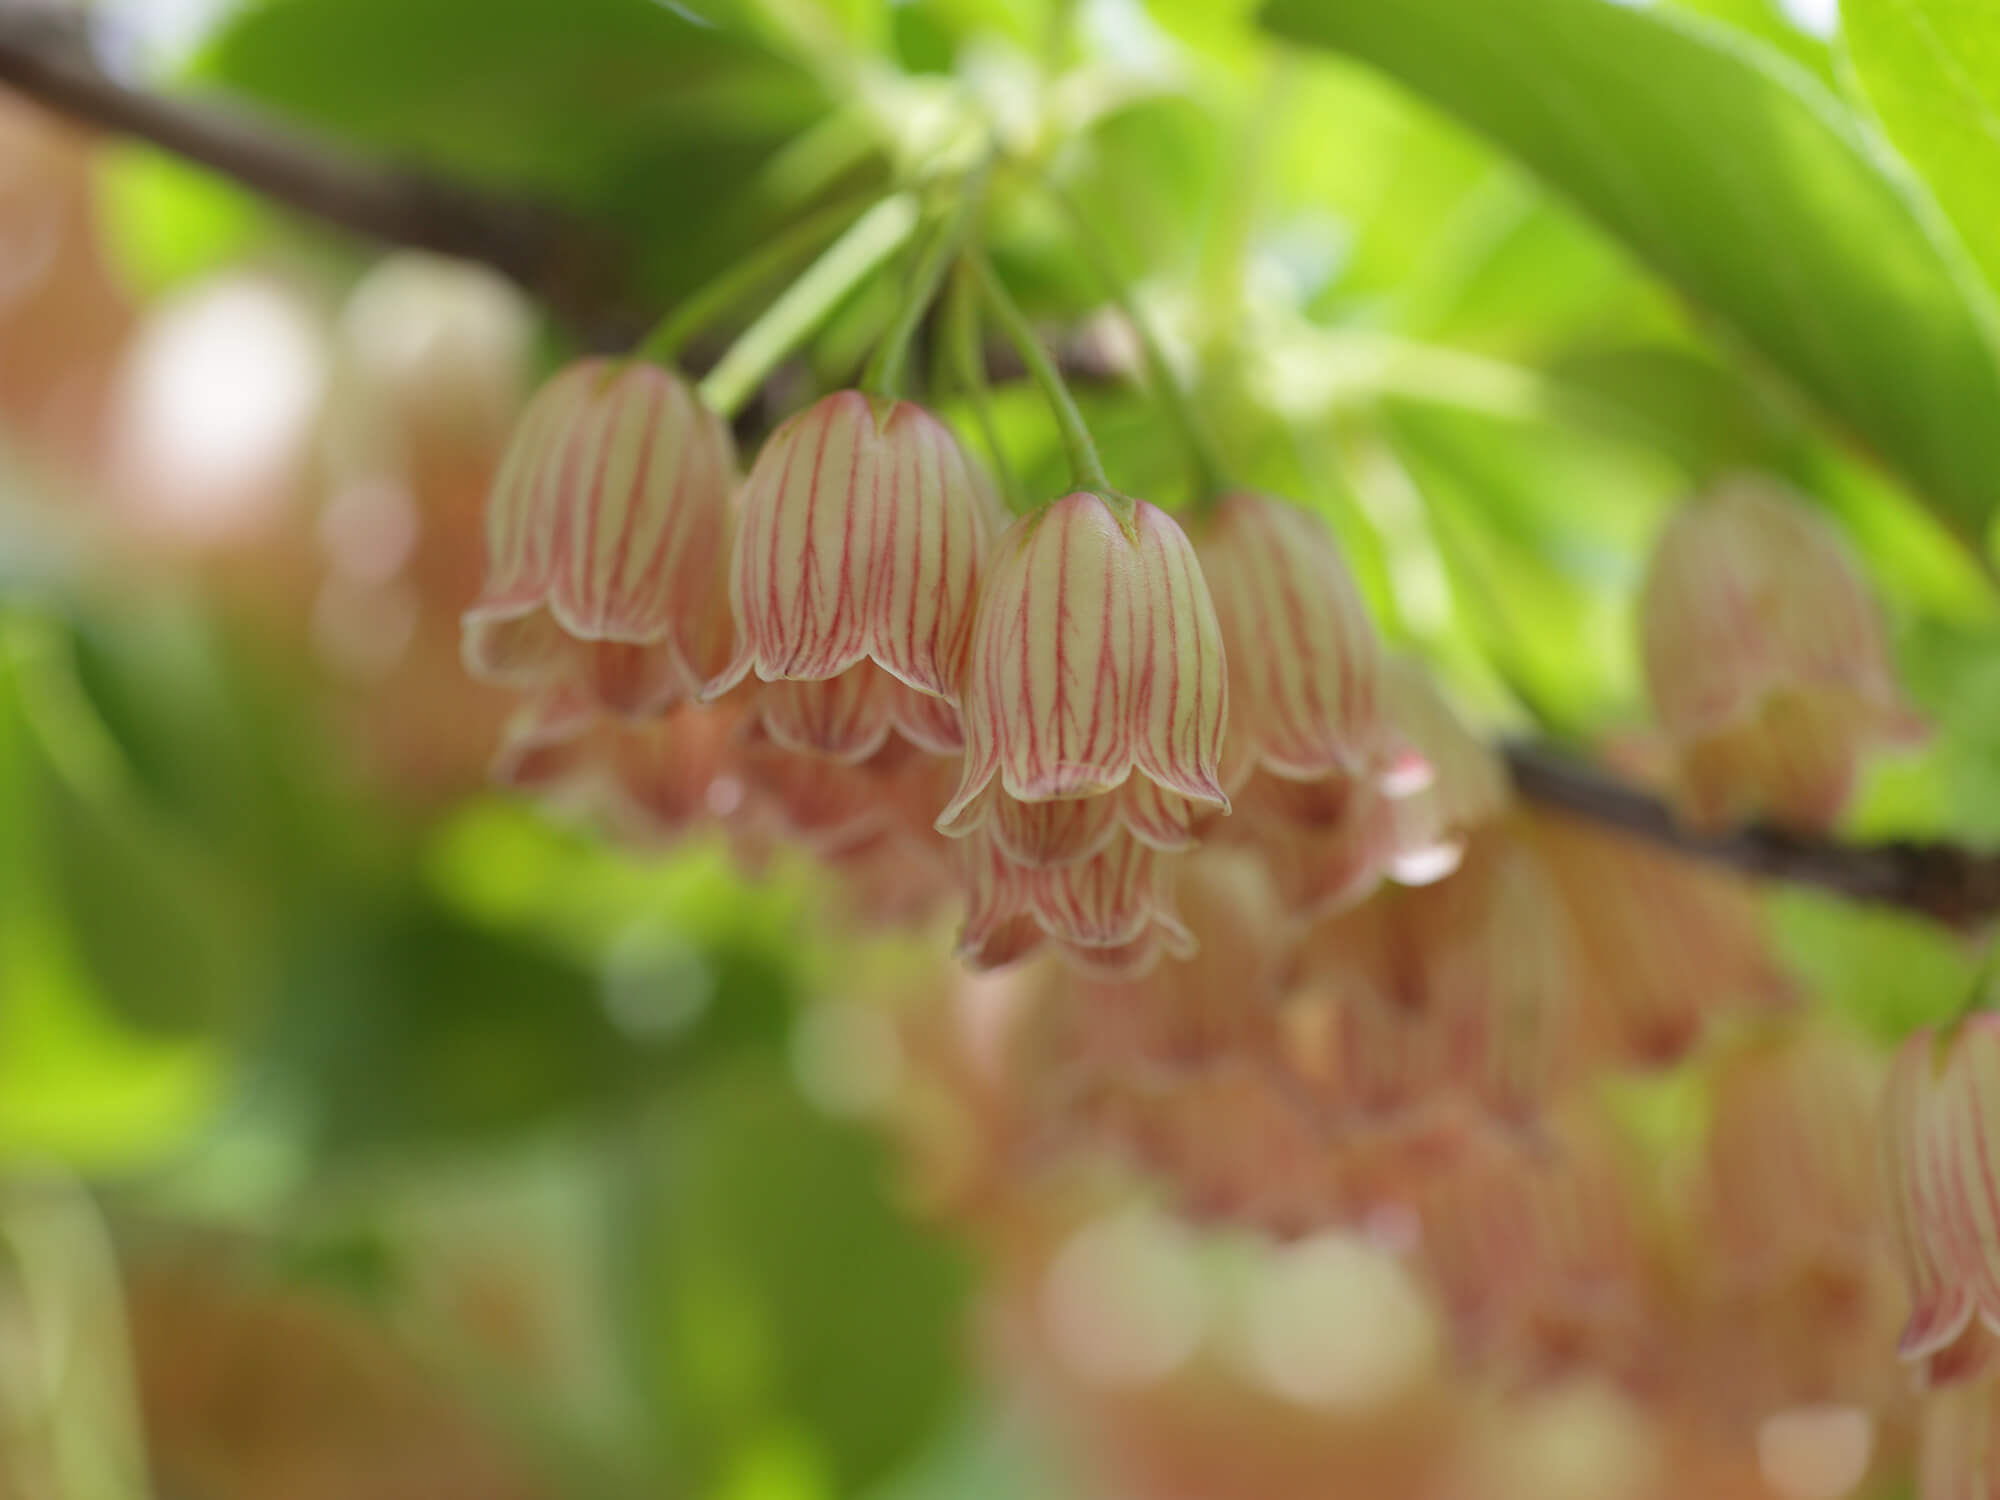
[5,0,2000,1496]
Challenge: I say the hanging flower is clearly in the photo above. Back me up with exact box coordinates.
[462,357,736,717]
[1413,1112,1665,1390]
[1680,1024,1907,1428]
[1277,832,1582,1140]
[1520,806,1792,1067]
[488,688,745,842]
[938,489,1229,835]
[958,827,1196,981]
[1884,1015,2000,1388]
[1193,491,1386,789]
[1639,477,1925,831]
[708,390,994,757]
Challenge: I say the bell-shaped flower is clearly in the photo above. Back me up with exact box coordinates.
[1640,477,1925,830]
[1413,1110,1662,1388]
[1520,805,1792,1067]
[958,827,1195,981]
[1230,657,1498,919]
[488,689,743,843]
[1030,851,1295,1079]
[1679,1025,1906,1426]
[1043,1061,1345,1241]
[1279,832,1581,1139]
[939,490,1229,836]
[735,730,958,859]
[753,667,962,764]
[462,357,736,716]
[1376,656,1508,882]
[1194,490,1386,788]
[1883,1015,2000,1387]
[709,391,993,756]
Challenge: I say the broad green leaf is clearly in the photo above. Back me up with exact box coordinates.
[1845,0,2000,300]
[1260,0,2000,537]
[1674,0,1839,84]
[196,0,840,306]
[619,1059,969,1497]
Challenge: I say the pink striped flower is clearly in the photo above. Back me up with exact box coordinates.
[709,391,994,758]
[1641,477,1925,830]
[1194,491,1385,789]
[1679,1025,1905,1426]
[938,490,1229,842]
[1884,1016,2000,1388]
[1029,851,1294,1079]
[1226,657,1495,919]
[1414,1111,1662,1388]
[958,827,1195,981]
[488,689,744,842]
[1278,832,1582,1139]
[462,358,736,717]
[1521,805,1792,1068]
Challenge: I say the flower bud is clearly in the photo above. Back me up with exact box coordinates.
[940,490,1229,832]
[1640,477,1924,830]
[462,358,736,716]
[711,391,993,755]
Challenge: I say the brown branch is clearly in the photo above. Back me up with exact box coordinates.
[0,0,640,345]
[1506,741,2000,929]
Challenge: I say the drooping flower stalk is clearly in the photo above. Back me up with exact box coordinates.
[638,194,882,367]
[972,251,1113,500]
[1042,173,1229,508]
[864,161,991,403]
[698,193,921,419]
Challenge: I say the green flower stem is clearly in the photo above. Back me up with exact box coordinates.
[972,252,1115,504]
[1042,176,1230,507]
[864,162,991,401]
[946,256,1023,511]
[638,194,877,366]
[698,193,921,419]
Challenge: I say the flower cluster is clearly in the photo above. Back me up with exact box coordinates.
[462,351,1474,978]
[461,324,1946,1494]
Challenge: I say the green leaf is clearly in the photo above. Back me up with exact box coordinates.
[1259,0,2000,537]
[620,1059,969,1497]
[1845,0,2000,300]
[196,0,840,306]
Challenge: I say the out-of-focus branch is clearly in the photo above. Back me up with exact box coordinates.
[1506,741,2000,930]
[0,0,639,344]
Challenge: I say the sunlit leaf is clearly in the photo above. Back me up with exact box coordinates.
[1845,0,2000,301]
[1261,0,2000,537]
